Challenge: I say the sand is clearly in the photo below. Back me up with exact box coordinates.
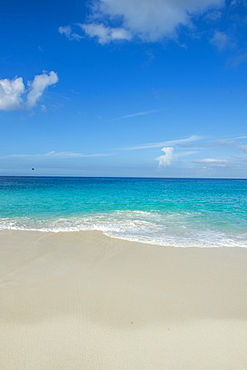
[0,230,247,369]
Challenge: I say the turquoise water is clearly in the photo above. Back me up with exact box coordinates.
[0,176,247,247]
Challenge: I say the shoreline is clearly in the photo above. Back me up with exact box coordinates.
[1,230,247,369]
[1,227,246,248]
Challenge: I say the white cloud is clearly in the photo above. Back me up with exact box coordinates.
[0,71,58,111]
[112,108,166,120]
[81,0,223,43]
[79,23,132,44]
[228,53,247,67]
[177,150,199,158]
[229,135,247,140]
[0,77,25,111]
[210,31,229,50]
[43,151,110,158]
[194,158,228,167]
[123,135,201,150]
[204,9,222,21]
[156,146,174,166]
[1,151,110,159]
[26,71,58,109]
[214,136,247,152]
[240,145,247,153]
[58,25,82,41]
[216,140,236,147]
[163,135,201,147]
[40,104,47,111]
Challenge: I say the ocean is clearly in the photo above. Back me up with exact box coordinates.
[0,176,247,248]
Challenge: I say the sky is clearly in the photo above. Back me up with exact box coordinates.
[1,0,247,178]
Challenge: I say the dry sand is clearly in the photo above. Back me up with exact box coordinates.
[0,230,247,369]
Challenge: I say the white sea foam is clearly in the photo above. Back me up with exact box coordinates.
[0,210,246,248]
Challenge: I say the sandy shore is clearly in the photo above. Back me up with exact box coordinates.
[0,230,247,369]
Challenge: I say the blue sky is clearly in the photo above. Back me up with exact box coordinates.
[1,0,247,177]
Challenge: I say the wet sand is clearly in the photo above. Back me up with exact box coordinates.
[1,230,247,369]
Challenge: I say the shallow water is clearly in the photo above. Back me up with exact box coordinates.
[0,176,247,247]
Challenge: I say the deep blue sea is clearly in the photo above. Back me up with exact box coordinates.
[0,176,247,247]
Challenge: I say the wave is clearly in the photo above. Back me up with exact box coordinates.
[0,210,246,248]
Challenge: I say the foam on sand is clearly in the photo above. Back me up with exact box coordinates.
[1,230,247,369]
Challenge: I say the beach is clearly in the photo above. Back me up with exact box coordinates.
[1,230,247,369]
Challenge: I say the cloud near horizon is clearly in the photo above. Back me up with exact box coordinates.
[194,158,229,167]
[0,71,58,111]
[1,151,110,159]
[140,134,247,169]
[156,146,174,166]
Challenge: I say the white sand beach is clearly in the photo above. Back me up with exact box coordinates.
[1,230,247,369]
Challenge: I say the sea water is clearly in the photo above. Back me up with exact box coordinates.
[0,176,247,247]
